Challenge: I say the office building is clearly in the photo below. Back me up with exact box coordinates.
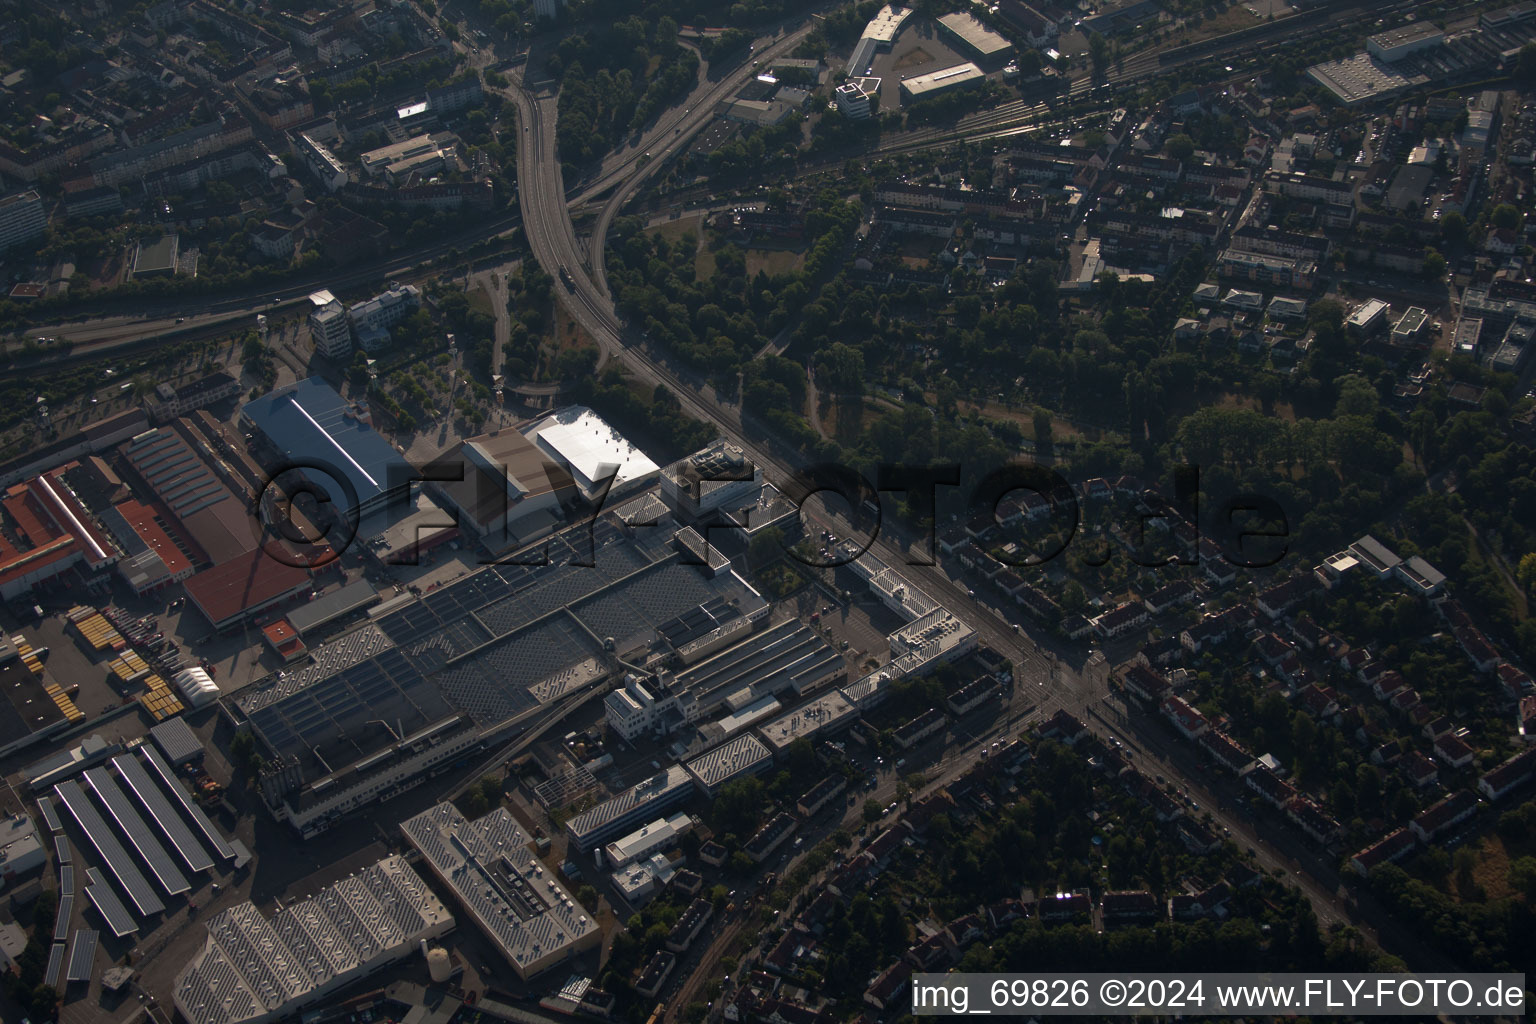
[347,284,420,352]
[306,290,352,359]
[0,191,47,252]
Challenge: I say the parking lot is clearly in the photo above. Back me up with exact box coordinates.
[869,19,973,111]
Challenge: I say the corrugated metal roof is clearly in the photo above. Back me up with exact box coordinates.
[66,929,98,983]
[149,716,205,766]
[54,779,166,917]
[83,767,190,896]
[112,753,215,874]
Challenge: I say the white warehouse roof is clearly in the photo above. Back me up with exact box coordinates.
[524,406,660,502]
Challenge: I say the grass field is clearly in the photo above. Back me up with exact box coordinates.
[467,284,495,317]
[646,214,709,279]
[745,248,804,276]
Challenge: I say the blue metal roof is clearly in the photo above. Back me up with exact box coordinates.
[241,378,406,515]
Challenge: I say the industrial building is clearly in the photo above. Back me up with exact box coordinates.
[239,513,765,838]
[660,439,763,522]
[565,765,694,852]
[423,427,577,550]
[285,578,380,639]
[0,464,120,601]
[838,548,977,709]
[684,732,773,796]
[523,406,660,504]
[173,667,222,709]
[117,423,258,567]
[1307,54,1423,106]
[0,812,45,884]
[402,803,597,981]
[102,499,197,594]
[183,549,312,632]
[1367,22,1445,61]
[756,689,858,755]
[936,12,1013,67]
[173,855,452,1024]
[900,62,986,103]
[844,4,914,76]
[611,852,676,907]
[241,377,408,522]
[602,811,695,869]
[604,619,836,741]
[359,132,458,184]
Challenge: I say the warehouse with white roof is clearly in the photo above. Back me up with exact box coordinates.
[523,405,659,504]
[936,12,1013,67]
[900,62,986,103]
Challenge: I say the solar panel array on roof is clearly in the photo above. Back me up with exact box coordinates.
[54,779,166,917]
[37,794,62,832]
[61,864,74,894]
[54,894,73,941]
[141,746,236,861]
[657,597,742,647]
[112,753,214,874]
[245,646,453,779]
[84,767,190,896]
[174,855,450,1024]
[55,834,71,864]
[44,942,65,989]
[66,929,98,983]
[401,803,597,979]
[235,624,394,714]
[84,868,138,938]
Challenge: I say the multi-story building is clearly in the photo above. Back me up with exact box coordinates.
[306,290,352,359]
[348,284,421,351]
[90,114,254,187]
[834,81,874,119]
[295,132,348,192]
[660,439,763,522]
[0,122,114,182]
[1217,248,1316,290]
[0,190,47,252]
[149,373,240,423]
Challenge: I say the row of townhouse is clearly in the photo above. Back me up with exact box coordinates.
[1263,170,1355,205]
[873,182,1032,218]
[875,205,956,238]
[1095,209,1222,249]
[1229,223,1332,261]
[1127,664,1347,846]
